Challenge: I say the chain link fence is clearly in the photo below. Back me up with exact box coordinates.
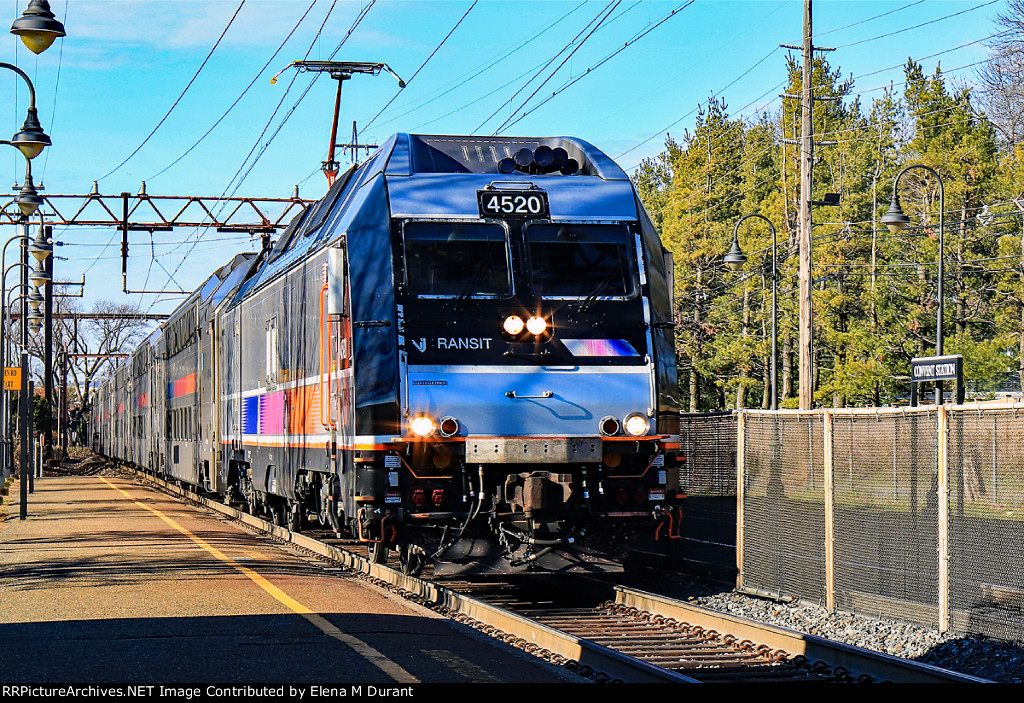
[739,412,825,602]
[674,412,737,581]
[947,409,1024,640]
[739,405,1024,641]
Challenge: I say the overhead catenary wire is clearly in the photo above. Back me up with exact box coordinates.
[496,1,692,135]
[145,0,374,312]
[377,1,590,133]
[362,0,480,133]
[38,0,67,185]
[491,0,628,135]
[215,0,354,205]
[144,0,321,183]
[138,0,322,296]
[96,0,247,184]
[471,0,622,135]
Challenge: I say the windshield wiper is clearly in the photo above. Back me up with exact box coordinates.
[578,266,624,312]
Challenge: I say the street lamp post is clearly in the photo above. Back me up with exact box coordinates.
[1,0,61,517]
[0,260,28,477]
[725,214,779,410]
[880,164,945,406]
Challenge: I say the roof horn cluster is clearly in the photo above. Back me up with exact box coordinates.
[498,146,579,176]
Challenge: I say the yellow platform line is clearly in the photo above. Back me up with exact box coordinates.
[99,476,418,683]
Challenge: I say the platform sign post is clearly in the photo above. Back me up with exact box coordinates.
[19,353,27,519]
[3,367,20,480]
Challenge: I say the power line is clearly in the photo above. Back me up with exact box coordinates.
[814,0,927,38]
[97,0,247,183]
[145,0,320,183]
[493,1,632,135]
[832,0,1001,50]
[619,1,998,166]
[377,1,590,133]
[363,0,479,132]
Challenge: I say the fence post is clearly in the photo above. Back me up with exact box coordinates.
[735,410,746,591]
[937,405,949,633]
[823,410,834,611]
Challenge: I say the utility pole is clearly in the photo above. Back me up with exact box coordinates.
[798,0,815,410]
[781,0,834,409]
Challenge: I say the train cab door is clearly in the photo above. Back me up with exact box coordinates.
[326,247,353,443]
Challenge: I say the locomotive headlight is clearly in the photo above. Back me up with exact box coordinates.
[410,415,436,437]
[526,315,547,336]
[503,315,525,336]
[622,413,650,437]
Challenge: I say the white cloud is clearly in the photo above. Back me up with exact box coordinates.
[65,0,345,50]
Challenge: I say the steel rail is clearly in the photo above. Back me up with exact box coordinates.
[612,586,991,683]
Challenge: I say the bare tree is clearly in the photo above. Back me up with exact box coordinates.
[27,295,152,438]
[978,0,1024,145]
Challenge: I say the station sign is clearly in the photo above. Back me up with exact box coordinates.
[3,366,21,391]
[911,355,963,383]
[910,354,965,406]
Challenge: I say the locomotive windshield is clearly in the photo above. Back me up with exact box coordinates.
[403,221,511,297]
[526,223,636,299]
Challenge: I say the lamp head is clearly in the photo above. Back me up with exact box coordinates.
[881,195,910,235]
[724,237,747,272]
[28,260,49,288]
[28,227,51,262]
[15,173,42,217]
[11,0,65,55]
[11,107,50,159]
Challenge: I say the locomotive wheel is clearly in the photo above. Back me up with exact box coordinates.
[271,501,287,528]
[399,545,426,577]
[367,541,389,565]
[288,501,303,532]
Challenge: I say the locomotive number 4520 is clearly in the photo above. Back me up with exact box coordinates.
[478,190,549,219]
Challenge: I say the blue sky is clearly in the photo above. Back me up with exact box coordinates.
[0,0,1009,314]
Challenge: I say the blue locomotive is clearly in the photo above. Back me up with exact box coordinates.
[93,134,681,576]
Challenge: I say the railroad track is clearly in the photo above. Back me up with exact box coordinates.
[134,468,989,684]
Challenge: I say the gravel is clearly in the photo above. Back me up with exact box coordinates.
[618,568,1024,683]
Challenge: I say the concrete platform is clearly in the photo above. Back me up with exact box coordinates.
[0,475,583,685]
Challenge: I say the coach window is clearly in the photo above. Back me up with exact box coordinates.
[402,222,511,297]
[525,223,637,299]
